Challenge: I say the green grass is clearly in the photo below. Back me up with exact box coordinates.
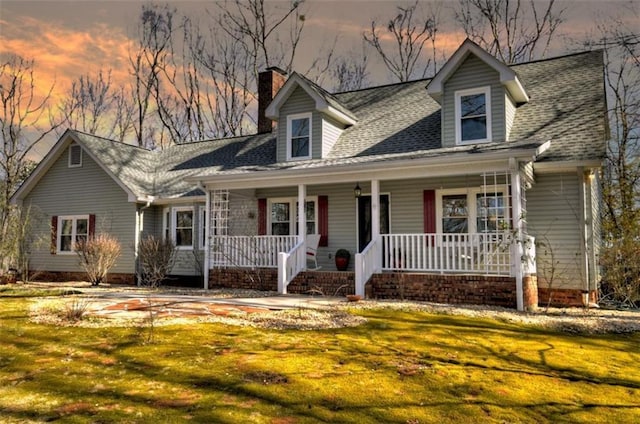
[1,289,639,423]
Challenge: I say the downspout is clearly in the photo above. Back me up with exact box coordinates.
[136,196,155,287]
[578,167,591,306]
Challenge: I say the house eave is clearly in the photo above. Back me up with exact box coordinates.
[189,143,547,190]
[533,160,603,174]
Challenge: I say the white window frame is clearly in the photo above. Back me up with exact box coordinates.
[68,144,83,168]
[286,112,312,160]
[57,215,89,254]
[267,196,318,235]
[163,206,195,250]
[436,187,507,234]
[455,86,492,145]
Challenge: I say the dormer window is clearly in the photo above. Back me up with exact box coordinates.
[455,87,491,144]
[287,113,312,160]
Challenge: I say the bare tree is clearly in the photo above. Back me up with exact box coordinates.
[58,69,134,142]
[363,0,440,82]
[585,6,640,306]
[129,3,176,149]
[0,54,60,273]
[455,0,564,63]
[331,45,370,92]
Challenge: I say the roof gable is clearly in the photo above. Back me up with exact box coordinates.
[427,38,529,104]
[12,130,149,204]
[265,72,357,125]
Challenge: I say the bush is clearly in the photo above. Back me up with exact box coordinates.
[137,236,176,287]
[600,238,640,307]
[76,234,122,286]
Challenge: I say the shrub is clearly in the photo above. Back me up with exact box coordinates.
[137,236,176,287]
[76,234,122,286]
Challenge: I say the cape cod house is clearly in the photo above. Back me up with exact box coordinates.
[11,40,607,310]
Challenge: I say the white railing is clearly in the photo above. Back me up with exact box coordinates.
[210,235,298,268]
[278,239,305,294]
[354,239,379,297]
[380,233,512,275]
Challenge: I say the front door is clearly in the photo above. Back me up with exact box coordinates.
[357,194,390,252]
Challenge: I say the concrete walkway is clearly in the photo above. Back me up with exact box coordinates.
[93,292,346,310]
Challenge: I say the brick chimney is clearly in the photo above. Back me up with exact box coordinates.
[258,67,287,133]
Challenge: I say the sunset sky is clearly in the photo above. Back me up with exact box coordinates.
[1,0,638,157]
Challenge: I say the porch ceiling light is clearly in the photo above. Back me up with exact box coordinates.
[354,183,362,198]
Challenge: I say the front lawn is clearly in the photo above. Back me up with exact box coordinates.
[1,288,639,423]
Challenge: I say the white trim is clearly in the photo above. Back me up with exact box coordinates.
[267,196,318,236]
[199,205,207,250]
[57,214,90,254]
[435,187,508,234]
[427,38,529,104]
[163,206,195,250]
[455,86,492,145]
[286,112,312,161]
[68,144,82,168]
[265,73,357,125]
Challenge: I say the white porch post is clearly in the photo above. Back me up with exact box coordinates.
[298,184,306,269]
[371,179,381,272]
[510,159,524,311]
[203,189,211,290]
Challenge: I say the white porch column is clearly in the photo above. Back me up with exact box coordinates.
[203,189,210,290]
[371,179,381,272]
[510,159,524,311]
[298,184,306,269]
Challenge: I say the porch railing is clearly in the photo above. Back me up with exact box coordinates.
[277,239,305,294]
[210,235,298,268]
[380,233,512,275]
[354,239,379,297]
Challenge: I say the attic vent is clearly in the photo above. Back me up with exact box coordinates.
[68,144,82,168]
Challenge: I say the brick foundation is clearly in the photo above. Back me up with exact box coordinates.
[209,268,279,291]
[288,271,355,296]
[538,287,598,307]
[523,275,538,310]
[368,273,518,308]
[29,271,136,285]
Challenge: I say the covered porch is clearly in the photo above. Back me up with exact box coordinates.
[194,152,542,311]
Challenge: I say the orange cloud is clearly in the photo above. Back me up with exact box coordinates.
[0,16,133,104]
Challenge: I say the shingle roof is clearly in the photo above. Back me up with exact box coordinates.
[73,49,606,200]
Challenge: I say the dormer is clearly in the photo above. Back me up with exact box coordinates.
[427,39,529,148]
[264,73,357,162]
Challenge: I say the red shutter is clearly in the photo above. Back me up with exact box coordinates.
[258,198,267,235]
[89,214,96,239]
[50,216,58,254]
[318,195,328,247]
[423,190,436,233]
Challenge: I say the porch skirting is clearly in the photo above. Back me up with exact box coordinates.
[368,273,526,308]
[209,268,540,309]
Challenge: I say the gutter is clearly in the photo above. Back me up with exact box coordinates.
[187,142,550,188]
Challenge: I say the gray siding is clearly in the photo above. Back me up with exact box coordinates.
[442,54,505,147]
[505,92,516,140]
[527,173,586,290]
[24,145,137,275]
[321,115,344,156]
[276,86,321,161]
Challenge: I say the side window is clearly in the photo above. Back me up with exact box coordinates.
[174,208,194,248]
[58,216,89,252]
[271,202,291,235]
[442,194,468,233]
[287,113,311,160]
[455,87,491,144]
